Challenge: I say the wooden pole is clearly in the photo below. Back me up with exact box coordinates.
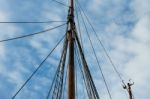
[128,83,133,99]
[123,81,134,99]
[68,0,75,99]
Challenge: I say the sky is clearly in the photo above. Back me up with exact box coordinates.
[0,0,150,99]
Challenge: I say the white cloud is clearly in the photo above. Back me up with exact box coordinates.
[0,0,150,99]
[131,15,150,43]
[83,0,150,99]
[108,8,150,99]
[131,0,150,18]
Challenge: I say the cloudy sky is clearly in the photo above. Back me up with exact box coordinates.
[0,0,150,99]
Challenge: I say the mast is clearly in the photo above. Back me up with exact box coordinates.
[123,81,134,99]
[67,0,75,99]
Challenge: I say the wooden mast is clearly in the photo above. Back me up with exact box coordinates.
[67,0,75,99]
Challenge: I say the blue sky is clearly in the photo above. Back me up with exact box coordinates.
[0,0,150,99]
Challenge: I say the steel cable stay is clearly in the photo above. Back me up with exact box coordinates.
[74,46,79,99]
[75,3,113,99]
[74,29,100,99]
[12,33,66,99]
[75,42,91,99]
[62,63,69,99]
[46,24,69,99]
[74,30,92,99]
[60,59,69,99]
[75,37,100,99]
[74,2,84,53]
[0,23,66,43]
[61,26,69,99]
[52,37,68,99]
[75,5,96,98]
[51,55,65,99]
[0,21,67,24]
[46,60,63,99]
[46,35,68,99]
[50,0,78,11]
[75,26,100,99]
[75,10,101,98]
[1,0,135,99]
[78,3,135,98]
[76,1,136,98]
[76,1,136,99]
[75,0,124,82]
[46,64,60,99]
[51,0,69,8]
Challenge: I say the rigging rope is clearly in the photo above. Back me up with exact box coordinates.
[75,43,89,99]
[12,33,66,99]
[51,0,69,7]
[46,35,68,99]
[75,0,123,82]
[75,47,79,99]
[0,21,66,24]
[76,3,113,99]
[54,37,68,99]
[62,63,68,99]
[0,23,66,43]
[74,3,84,53]
[74,30,100,99]
[46,64,59,99]
[8,0,127,98]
